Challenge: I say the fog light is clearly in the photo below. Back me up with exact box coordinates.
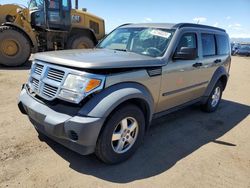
[68,130,78,141]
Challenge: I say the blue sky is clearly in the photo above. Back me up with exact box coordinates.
[1,0,250,38]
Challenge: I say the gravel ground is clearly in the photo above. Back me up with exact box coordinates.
[0,56,249,188]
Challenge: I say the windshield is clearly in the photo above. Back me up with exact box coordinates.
[28,0,44,10]
[98,27,175,57]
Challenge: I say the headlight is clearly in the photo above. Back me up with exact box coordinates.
[58,74,104,103]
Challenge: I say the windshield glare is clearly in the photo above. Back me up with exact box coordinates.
[98,27,174,57]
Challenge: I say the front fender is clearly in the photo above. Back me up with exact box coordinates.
[78,82,154,122]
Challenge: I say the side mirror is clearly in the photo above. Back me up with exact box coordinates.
[173,47,197,60]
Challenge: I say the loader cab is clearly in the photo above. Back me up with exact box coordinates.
[29,0,71,31]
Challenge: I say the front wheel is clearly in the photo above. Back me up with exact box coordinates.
[201,81,223,112]
[95,104,145,164]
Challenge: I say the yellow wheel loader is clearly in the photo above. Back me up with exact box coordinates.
[0,0,105,66]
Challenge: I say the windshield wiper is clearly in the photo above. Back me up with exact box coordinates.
[113,49,127,52]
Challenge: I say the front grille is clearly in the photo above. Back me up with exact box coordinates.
[34,64,44,75]
[29,61,66,101]
[32,78,39,92]
[43,84,58,98]
[28,60,105,103]
[47,68,65,82]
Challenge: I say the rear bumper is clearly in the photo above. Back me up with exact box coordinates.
[18,86,104,155]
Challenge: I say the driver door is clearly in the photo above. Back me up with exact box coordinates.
[157,32,209,112]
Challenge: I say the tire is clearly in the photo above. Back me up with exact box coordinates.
[95,104,145,164]
[66,35,94,49]
[201,81,223,112]
[0,26,31,66]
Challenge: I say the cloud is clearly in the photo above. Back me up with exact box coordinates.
[213,22,219,27]
[144,17,153,22]
[229,33,250,38]
[226,16,231,20]
[193,17,207,24]
[228,23,242,30]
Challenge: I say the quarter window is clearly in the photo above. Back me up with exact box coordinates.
[216,35,230,55]
[201,34,216,56]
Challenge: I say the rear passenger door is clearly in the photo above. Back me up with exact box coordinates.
[157,31,210,112]
[200,33,230,87]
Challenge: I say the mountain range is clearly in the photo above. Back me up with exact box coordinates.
[230,38,250,43]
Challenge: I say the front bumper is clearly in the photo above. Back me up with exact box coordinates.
[18,85,104,155]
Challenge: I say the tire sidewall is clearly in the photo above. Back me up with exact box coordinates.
[0,28,30,66]
[67,36,94,49]
[206,82,223,112]
[96,104,145,164]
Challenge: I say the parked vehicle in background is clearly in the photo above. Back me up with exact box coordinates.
[236,45,250,56]
[231,43,240,55]
[18,23,231,164]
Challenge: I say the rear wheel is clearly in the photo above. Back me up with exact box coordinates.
[0,26,31,66]
[95,104,145,164]
[201,81,223,112]
[66,35,94,49]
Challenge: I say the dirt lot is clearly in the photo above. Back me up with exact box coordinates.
[0,56,249,188]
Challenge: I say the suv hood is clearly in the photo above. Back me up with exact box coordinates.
[34,49,164,69]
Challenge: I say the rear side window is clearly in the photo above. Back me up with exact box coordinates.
[216,35,230,55]
[201,33,216,56]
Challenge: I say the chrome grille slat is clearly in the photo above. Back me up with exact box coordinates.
[43,87,57,94]
[43,84,58,98]
[43,86,57,93]
[43,91,54,97]
[47,68,65,82]
[34,64,44,75]
[32,79,39,91]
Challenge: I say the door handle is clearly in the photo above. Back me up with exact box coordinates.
[192,62,203,68]
[214,59,222,63]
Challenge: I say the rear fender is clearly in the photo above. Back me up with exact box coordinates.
[202,66,229,103]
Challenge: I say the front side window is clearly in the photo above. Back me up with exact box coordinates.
[176,33,197,51]
[216,35,230,55]
[201,33,216,56]
[98,27,175,57]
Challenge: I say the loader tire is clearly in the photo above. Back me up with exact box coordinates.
[66,35,94,49]
[0,26,31,67]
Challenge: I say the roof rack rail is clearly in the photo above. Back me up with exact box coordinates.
[173,23,226,32]
[117,23,132,28]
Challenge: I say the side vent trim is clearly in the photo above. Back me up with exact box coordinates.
[147,67,162,77]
